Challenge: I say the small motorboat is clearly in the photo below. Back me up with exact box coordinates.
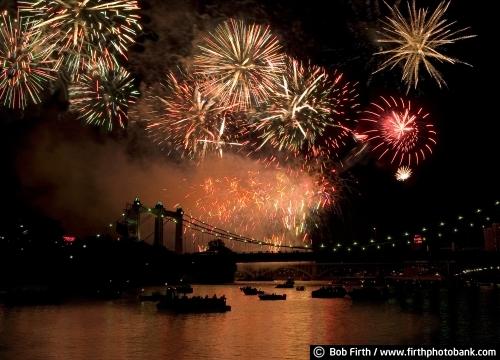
[240,286,264,295]
[296,286,305,291]
[311,286,346,298]
[276,278,295,288]
[259,293,286,300]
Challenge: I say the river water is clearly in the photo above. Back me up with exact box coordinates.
[1,282,499,360]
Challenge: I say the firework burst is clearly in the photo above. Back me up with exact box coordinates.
[144,71,244,159]
[193,18,285,110]
[374,1,475,91]
[19,0,141,76]
[68,61,139,130]
[187,165,334,247]
[360,96,437,166]
[0,11,60,109]
[252,57,359,167]
[395,166,412,181]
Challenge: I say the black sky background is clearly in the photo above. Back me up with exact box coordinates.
[1,0,498,244]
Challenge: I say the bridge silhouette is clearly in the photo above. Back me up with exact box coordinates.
[112,198,500,280]
[115,197,312,253]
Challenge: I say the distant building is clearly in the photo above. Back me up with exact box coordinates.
[411,234,425,250]
[483,223,500,251]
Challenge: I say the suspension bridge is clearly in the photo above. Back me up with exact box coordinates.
[111,197,500,281]
[115,197,312,254]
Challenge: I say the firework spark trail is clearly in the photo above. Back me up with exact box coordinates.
[374,1,475,91]
[194,18,285,110]
[19,0,142,77]
[185,162,335,248]
[0,11,60,109]
[68,60,139,130]
[251,57,359,170]
[360,96,437,167]
[143,71,244,159]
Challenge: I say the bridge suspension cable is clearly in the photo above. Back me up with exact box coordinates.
[183,213,311,251]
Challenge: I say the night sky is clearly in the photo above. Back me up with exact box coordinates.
[0,0,498,245]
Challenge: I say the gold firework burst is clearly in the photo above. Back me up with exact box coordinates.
[142,71,245,159]
[253,57,358,157]
[193,18,285,110]
[395,166,412,182]
[0,11,60,109]
[374,1,475,91]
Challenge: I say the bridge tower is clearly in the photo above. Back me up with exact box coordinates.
[174,208,184,254]
[153,202,165,247]
[116,196,143,241]
[131,197,142,240]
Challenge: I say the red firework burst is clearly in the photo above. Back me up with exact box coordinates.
[360,96,437,166]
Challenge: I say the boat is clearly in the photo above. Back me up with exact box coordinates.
[258,293,286,300]
[157,289,231,313]
[276,278,295,288]
[240,286,264,295]
[311,286,346,298]
[296,286,305,291]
